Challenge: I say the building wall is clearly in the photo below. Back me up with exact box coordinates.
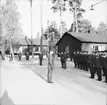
[82,43,107,53]
[57,33,81,57]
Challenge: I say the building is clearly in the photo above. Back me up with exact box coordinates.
[20,36,48,55]
[56,32,107,57]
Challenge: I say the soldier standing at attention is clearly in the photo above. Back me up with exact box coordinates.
[18,51,22,61]
[46,50,55,83]
[73,51,77,68]
[89,53,95,79]
[25,51,29,61]
[60,52,64,68]
[39,53,43,66]
[102,53,107,83]
[95,53,102,81]
[63,52,68,69]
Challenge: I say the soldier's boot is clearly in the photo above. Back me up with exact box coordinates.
[96,68,102,81]
[89,67,94,79]
[102,69,105,76]
[47,70,53,83]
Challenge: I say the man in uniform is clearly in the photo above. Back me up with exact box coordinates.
[46,50,55,83]
[73,51,77,68]
[84,52,89,71]
[60,52,64,68]
[39,53,43,66]
[18,51,22,61]
[102,53,107,83]
[89,53,96,79]
[63,52,68,69]
[25,51,29,61]
[95,53,102,81]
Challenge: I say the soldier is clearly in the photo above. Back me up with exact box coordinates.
[95,53,102,81]
[39,53,43,66]
[63,52,68,69]
[84,52,89,71]
[89,53,96,79]
[102,53,107,83]
[76,51,80,69]
[73,51,77,68]
[1,51,5,60]
[46,50,55,83]
[60,52,64,68]
[25,51,29,61]
[18,51,22,61]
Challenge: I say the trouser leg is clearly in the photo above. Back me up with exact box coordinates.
[105,69,107,83]
[47,66,53,83]
[96,68,102,81]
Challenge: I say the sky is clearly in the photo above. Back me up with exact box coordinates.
[14,0,107,38]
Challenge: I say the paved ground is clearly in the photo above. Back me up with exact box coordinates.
[0,57,107,105]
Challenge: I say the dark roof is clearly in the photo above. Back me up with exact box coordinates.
[56,32,81,45]
[68,32,107,44]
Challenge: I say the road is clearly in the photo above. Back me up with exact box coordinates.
[0,57,107,105]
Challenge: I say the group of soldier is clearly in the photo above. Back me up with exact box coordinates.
[73,51,107,83]
[59,52,68,69]
[18,51,30,61]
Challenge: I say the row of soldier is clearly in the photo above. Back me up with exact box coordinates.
[0,50,30,61]
[73,51,107,83]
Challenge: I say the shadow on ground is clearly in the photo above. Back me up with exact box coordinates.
[0,90,15,105]
[32,68,47,82]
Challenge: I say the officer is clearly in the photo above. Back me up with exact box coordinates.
[39,53,43,66]
[46,50,55,83]
[63,52,68,69]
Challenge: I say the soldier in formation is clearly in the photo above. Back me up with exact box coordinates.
[39,53,43,66]
[25,51,30,61]
[73,51,107,83]
[59,51,68,69]
[18,51,22,61]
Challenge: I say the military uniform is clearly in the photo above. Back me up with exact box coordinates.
[63,52,68,69]
[25,52,29,61]
[84,53,89,71]
[89,53,96,78]
[60,52,64,68]
[18,52,22,61]
[39,53,43,66]
[73,52,77,68]
[95,54,102,81]
[102,55,107,83]
[46,51,54,83]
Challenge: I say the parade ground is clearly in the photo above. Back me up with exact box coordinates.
[0,57,107,105]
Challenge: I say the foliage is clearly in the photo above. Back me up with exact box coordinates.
[69,19,97,33]
[59,21,68,34]
[51,0,67,13]
[43,21,61,50]
[50,0,85,32]
[96,22,107,34]
[44,21,61,40]
[0,0,23,51]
